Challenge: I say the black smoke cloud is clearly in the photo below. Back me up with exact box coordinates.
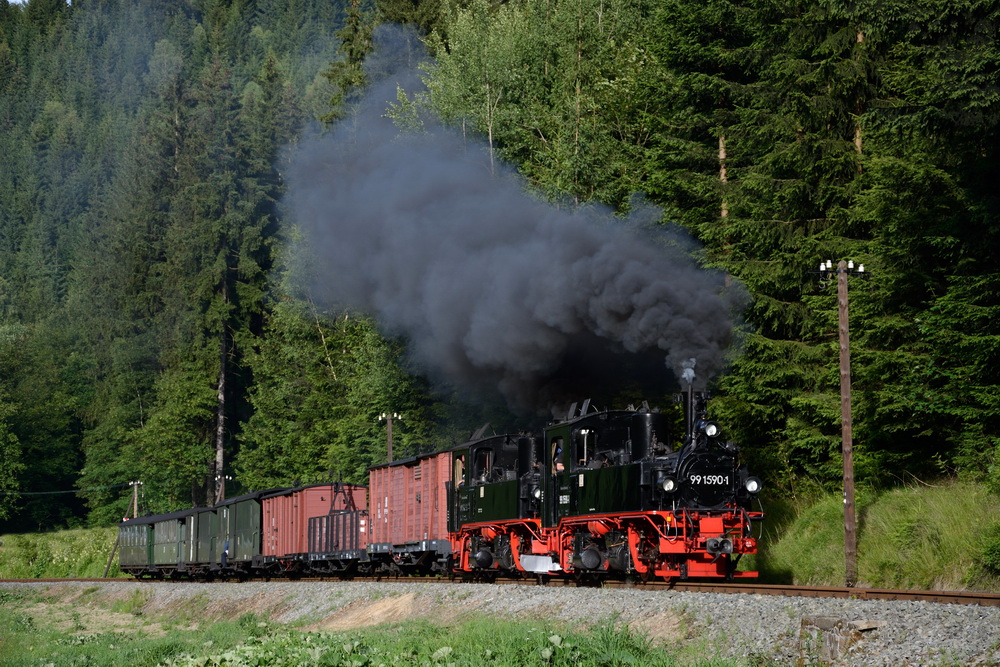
[287,26,744,413]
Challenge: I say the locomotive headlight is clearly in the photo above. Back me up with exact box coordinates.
[744,477,762,495]
[660,477,678,493]
[532,486,542,500]
[703,421,721,438]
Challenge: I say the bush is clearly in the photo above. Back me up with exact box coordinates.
[980,523,1000,574]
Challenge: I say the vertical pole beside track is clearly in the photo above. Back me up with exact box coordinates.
[379,412,400,463]
[103,534,120,578]
[387,414,394,463]
[836,260,858,588]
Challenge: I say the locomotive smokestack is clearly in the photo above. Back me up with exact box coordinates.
[682,358,696,440]
[287,26,746,412]
[681,358,696,387]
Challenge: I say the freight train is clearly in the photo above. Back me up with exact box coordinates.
[118,392,763,582]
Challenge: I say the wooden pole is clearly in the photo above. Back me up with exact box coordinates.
[386,414,394,463]
[837,260,858,587]
[103,534,120,578]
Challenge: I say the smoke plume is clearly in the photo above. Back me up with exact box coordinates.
[287,26,744,413]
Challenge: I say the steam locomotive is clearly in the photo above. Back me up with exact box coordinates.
[118,392,763,581]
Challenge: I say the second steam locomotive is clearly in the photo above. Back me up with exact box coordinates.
[119,392,763,582]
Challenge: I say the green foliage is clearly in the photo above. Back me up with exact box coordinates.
[0,609,249,667]
[321,0,375,123]
[980,523,1000,576]
[158,617,696,667]
[425,0,651,207]
[237,297,438,488]
[0,394,24,521]
[761,480,1000,590]
[0,527,121,579]
[1,0,1000,529]
[0,0,350,528]
[110,590,153,616]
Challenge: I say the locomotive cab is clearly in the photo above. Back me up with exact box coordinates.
[451,432,543,520]
[448,429,548,575]
[544,403,676,527]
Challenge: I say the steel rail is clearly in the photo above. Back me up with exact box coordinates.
[3,577,999,606]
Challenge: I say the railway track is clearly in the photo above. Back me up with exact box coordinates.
[4,576,999,607]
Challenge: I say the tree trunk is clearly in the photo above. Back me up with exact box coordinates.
[854,31,864,172]
[719,133,729,218]
[213,274,229,505]
[214,328,226,505]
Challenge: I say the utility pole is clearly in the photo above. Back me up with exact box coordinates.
[129,480,143,518]
[378,412,401,463]
[819,259,865,588]
[215,474,233,502]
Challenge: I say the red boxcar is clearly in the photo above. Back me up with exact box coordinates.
[308,510,368,554]
[261,483,367,562]
[368,451,453,566]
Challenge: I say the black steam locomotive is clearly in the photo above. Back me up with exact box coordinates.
[119,392,762,581]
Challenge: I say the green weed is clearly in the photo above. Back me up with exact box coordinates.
[157,616,736,666]
[110,589,150,616]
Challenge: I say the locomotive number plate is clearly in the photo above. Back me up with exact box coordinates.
[689,475,730,485]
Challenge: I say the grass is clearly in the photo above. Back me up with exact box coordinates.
[163,616,748,666]
[0,526,122,578]
[0,604,255,667]
[858,481,1000,590]
[109,589,152,616]
[0,594,750,667]
[759,479,1000,590]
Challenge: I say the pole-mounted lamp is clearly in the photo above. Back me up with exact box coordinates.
[215,474,233,501]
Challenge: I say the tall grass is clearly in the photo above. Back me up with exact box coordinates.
[0,527,121,578]
[858,481,1000,590]
[760,480,1000,590]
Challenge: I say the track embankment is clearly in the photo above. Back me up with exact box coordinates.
[2,578,1000,664]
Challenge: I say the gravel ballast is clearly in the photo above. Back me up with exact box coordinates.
[3,579,999,665]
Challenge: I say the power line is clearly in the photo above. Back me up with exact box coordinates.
[0,482,132,497]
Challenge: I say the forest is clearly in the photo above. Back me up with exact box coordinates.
[0,0,997,533]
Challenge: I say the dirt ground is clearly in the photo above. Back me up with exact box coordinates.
[15,585,171,638]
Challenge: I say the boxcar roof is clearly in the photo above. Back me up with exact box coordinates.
[214,488,282,507]
[118,506,204,527]
[260,482,365,500]
[367,446,461,472]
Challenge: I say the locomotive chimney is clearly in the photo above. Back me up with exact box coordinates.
[681,358,697,442]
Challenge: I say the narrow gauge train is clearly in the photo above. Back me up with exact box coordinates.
[118,392,763,582]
